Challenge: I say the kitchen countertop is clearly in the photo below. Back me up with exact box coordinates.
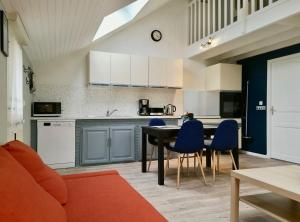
[31,115,222,121]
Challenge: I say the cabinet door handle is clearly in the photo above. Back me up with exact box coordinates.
[109,138,112,147]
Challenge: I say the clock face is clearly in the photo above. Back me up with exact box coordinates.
[151,30,162,42]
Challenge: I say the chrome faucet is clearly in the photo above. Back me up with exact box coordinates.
[106,109,118,117]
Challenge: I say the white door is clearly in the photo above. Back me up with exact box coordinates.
[268,53,300,164]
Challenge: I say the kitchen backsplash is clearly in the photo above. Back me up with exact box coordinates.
[33,84,183,117]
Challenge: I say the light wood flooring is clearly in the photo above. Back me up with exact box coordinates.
[58,154,292,222]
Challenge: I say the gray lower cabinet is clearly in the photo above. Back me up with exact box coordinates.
[81,126,110,165]
[81,125,135,165]
[110,126,135,162]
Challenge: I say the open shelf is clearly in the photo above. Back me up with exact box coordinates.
[240,192,300,222]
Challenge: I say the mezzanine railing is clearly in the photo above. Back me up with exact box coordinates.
[187,0,282,45]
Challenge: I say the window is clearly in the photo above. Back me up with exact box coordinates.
[93,0,149,41]
[7,32,23,140]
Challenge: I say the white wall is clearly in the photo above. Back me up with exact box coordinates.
[0,1,8,144]
[0,2,33,144]
[33,0,206,117]
[23,52,32,144]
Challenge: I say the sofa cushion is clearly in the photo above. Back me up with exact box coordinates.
[0,147,67,222]
[3,140,68,205]
[63,171,167,222]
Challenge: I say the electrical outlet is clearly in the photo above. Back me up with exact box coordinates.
[256,106,266,111]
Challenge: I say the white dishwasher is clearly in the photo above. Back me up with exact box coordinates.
[37,120,75,169]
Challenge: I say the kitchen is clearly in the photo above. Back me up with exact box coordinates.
[31,58,243,169]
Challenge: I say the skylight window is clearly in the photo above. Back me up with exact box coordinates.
[93,0,149,41]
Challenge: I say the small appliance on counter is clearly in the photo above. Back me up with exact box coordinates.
[32,102,62,117]
[138,99,149,116]
[164,104,176,115]
[149,107,164,116]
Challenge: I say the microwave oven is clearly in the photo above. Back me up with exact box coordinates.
[32,102,62,117]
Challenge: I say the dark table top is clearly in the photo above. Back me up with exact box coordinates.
[141,125,217,138]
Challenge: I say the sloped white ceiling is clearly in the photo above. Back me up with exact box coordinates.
[2,0,134,62]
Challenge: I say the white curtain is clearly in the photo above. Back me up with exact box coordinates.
[7,32,23,140]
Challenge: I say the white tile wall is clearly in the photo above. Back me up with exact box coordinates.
[33,84,183,117]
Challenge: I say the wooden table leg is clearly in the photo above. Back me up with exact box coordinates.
[141,131,147,173]
[157,138,164,185]
[230,176,240,222]
[232,148,239,169]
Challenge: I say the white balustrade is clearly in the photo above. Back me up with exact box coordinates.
[187,0,283,46]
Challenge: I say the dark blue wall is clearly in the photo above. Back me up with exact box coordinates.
[238,43,300,155]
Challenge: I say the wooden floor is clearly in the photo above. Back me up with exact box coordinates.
[58,154,292,222]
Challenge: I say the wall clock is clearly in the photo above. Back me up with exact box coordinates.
[151,30,162,42]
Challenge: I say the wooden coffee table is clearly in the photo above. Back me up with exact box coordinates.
[231,165,300,222]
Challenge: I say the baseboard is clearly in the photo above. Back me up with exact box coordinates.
[48,162,75,169]
[240,150,268,159]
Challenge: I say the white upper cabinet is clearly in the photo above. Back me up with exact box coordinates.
[149,57,167,87]
[166,59,183,88]
[89,51,183,88]
[205,63,242,91]
[89,51,110,85]
[110,53,131,86]
[130,55,148,87]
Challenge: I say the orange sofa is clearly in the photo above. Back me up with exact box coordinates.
[0,141,167,222]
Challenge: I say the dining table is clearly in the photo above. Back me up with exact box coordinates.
[141,124,239,185]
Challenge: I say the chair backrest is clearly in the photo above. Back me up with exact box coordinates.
[174,120,204,154]
[211,120,238,151]
[148,118,166,127]
[148,118,166,145]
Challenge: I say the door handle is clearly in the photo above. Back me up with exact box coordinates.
[270,106,276,115]
[107,138,112,147]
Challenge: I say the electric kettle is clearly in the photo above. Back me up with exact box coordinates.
[164,104,176,115]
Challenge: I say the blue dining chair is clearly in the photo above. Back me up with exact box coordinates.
[147,118,166,171]
[205,120,238,182]
[166,120,207,188]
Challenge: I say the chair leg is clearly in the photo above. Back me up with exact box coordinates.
[229,150,238,170]
[199,151,203,165]
[177,154,181,189]
[217,151,220,175]
[164,154,168,177]
[165,150,171,176]
[167,150,170,169]
[194,154,196,173]
[196,152,207,185]
[148,146,155,171]
[180,154,185,170]
[212,150,216,182]
[187,154,189,176]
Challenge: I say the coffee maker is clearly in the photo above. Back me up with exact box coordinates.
[138,99,149,116]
